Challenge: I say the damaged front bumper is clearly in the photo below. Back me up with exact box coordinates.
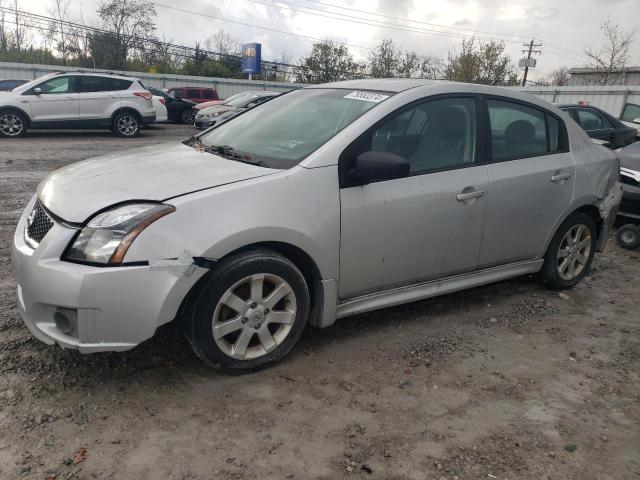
[596,181,623,252]
[11,206,207,353]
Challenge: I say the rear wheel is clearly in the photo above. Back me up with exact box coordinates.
[616,224,640,250]
[541,213,597,289]
[186,250,310,373]
[0,110,27,138]
[113,112,140,137]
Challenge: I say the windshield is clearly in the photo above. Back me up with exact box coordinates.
[197,88,391,169]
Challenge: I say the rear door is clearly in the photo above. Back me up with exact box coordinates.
[77,76,121,121]
[572,107,618,146]
[478,97,574,268]
[339,95,488,298]
[27,75,78,123]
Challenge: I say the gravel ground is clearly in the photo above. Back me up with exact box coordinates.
[0,124,639,480]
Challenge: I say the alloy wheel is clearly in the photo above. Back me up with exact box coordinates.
[557,224,592,281]
[0,113,24,136]
[117,115,138,136]
[212,273,297,360]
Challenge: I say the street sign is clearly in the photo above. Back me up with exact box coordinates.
[518,58,537,69]
[241,43,262,75]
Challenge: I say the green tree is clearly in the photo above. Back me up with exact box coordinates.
[296,40,360,83]
[96,0,157,68]
[445,38,518,86]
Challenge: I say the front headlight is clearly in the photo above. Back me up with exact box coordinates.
[65,203,175,265]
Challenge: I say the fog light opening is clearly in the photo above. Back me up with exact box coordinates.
[54,308,77,336]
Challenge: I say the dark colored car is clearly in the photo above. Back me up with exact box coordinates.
[194,91,280,129]
[148,87,197,124]
[558,104,637,149]
[615,142,640,248]
[0,79,28,91]
[166,86,219,104]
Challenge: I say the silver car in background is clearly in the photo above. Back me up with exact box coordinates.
[12,79,621,372]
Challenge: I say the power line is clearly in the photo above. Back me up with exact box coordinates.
[150,1,374,51]
[239,0,524,44]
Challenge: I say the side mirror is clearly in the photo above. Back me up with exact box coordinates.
[246,102,257,108]
[348,151,410,185]
[33,87,42,95]
[633,117,640,125]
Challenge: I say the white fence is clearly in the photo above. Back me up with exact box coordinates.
[0,61,302,98]
[515,85,640,118]
[1,61,639,116]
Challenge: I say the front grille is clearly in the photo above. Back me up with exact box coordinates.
[24,200,55,247]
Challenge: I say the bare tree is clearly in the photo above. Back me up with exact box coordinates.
[47,0,73,64]
[11,0,30,51]
[368,39,443,79]
[584,19,635,85]
[541,66,571,86]
[206,30,241,58]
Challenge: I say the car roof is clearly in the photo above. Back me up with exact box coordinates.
[309,78,441,93]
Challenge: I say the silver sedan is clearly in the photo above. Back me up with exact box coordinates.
[12,79,621,372]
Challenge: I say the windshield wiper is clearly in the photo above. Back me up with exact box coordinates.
[190,140,266,167]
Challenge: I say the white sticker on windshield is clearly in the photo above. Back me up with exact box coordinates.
[343,91,390,103]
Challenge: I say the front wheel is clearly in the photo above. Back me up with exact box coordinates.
[541,213,597,289]
[0,110,27,138]
[113,112,140,137]
[186,250,310,373]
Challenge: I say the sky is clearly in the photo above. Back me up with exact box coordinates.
[20,0,640,81]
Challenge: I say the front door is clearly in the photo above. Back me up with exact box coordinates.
[339,96,488,299]
[478,97,575,267]
[27,75,78,123]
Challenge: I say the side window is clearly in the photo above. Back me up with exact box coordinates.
[186,89,201,99]
[621,103,640,122]
[370,97,477,174]
[547,115,561,152]
[78,76,107,93]
[202,90,215,99]
[576,108,604,130]
[488,99,547,160]
[108,78,133,91]
[36,76,71,94]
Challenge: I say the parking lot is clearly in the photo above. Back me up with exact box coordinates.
[0,124,639,479]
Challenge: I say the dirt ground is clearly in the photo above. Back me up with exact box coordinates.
[0,124,639,480]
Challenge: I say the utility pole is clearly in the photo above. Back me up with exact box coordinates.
[521,39,542,86]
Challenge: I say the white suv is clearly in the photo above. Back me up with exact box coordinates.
[0,72,156,138]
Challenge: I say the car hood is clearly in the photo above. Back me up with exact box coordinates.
[38,142,277,222]
[198,105,233,115]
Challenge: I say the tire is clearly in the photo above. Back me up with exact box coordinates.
[0,110,27,138]
[112,111,140,137]
[616,224,640,250]
[186,249,310,373]
[541,213,597,289]
[181,109,195,124]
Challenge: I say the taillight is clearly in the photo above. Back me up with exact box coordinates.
[159,97,165,105]
[133,91,152,101]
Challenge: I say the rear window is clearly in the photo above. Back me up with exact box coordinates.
[186,89,201,99]
[202,89,215,99]
[488,99,563,160]
[78,76,132,92]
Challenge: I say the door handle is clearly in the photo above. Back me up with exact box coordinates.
[65,96,74,101]
[456,189,485,201]
[551,171,572,183]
